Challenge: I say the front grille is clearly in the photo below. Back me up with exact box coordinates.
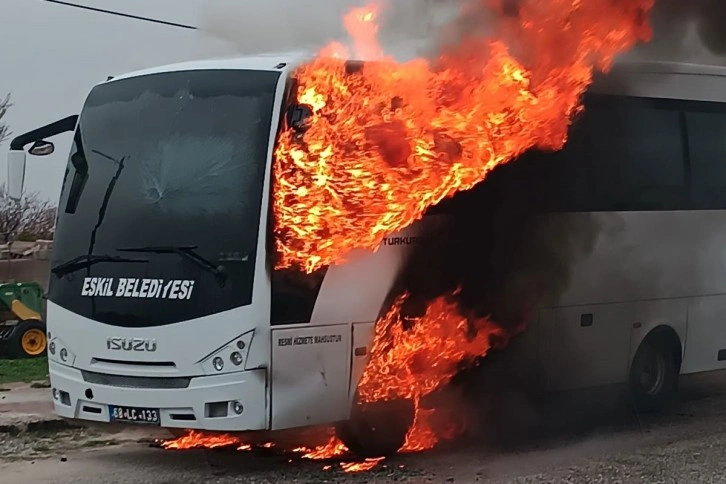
[91,357,176,368]
[81,370,191,389]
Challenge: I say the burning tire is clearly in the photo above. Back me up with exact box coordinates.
[628,329,680,413]
[335,398,415,458]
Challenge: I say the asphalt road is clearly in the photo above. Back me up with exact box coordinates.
[4,372,726,483]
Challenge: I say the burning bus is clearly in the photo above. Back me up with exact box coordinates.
[9,52,726,457]
[7,54,445,457]
[3,0,717,460]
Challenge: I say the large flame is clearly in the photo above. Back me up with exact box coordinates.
[273,0,654,273]
[358,292,512,403]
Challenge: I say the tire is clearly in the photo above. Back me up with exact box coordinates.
[628,335,679,413]
[9,320,47,358]
[335,398,415,458]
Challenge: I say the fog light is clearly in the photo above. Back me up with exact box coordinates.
[213,357,224,371]
[52,388,59,400]
[230,352,243,366]
[233,401,244,415]
[60,348,68,362]
[49,341,56,355]
[236,340,246,350]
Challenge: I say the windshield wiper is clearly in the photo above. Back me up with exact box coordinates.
[117,245,228,286]
[52,254,148,277]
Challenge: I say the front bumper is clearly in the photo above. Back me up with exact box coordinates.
[49,361,268,432]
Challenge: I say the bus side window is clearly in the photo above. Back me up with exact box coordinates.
[584,97,687,212]
[425,114,595,216]
[270,268,327,325]
[536,110,595,213]
[685,108,726,210]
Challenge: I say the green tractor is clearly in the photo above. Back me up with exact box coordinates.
[0,282,47,358]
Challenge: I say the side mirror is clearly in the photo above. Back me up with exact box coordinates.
[286,104,314,132]
[28,140,54,156]
[7,150,26,202]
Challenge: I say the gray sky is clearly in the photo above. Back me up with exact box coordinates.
[0,0,233,202]
[0,0,436,203]
[1,0,724,204]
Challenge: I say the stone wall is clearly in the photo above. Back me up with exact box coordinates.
[0,259,51,291]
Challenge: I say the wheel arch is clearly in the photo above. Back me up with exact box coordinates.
[632,324,683,373]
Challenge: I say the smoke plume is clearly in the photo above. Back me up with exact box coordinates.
[196,0,477,60]
[388,146,606,446]
[197,0,351,56]
[624,0,726,63]
[391,147,601,329]
[196,0,726,66]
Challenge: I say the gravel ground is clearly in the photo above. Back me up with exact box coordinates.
[3,372,726,483]
[0,426,141,462]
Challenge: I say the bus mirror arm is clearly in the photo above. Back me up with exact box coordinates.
[6,115,79,203]
[9,115,79,151]
[286,104,313,133]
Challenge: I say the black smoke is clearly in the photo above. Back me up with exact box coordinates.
[418,0,726,65]
[385,143,605,446]
[390,145,600,334]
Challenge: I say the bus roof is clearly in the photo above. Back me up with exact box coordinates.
[590,60,726,103]
[105,54,726,104]
[106,51,314,83]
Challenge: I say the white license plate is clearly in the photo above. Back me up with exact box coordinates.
[109,405,160,425]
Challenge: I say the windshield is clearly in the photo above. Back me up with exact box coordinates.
[49,69,281,327]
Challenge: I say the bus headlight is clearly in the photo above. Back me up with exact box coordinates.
[47,335,76,367]
[199,330,254,376]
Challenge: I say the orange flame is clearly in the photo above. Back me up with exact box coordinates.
[297,435,384,473]
[299,435,348,460]
[160,430,241,450]
[344,4,384,60]
[357,291,523,451]
[161,432,384,473]
[273,0,654,273]
[358,292,512,403]
[340,457,386,473]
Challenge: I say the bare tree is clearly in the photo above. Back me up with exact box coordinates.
[0,185,56,244]
[17,202,56,242]
[0,94,11,145]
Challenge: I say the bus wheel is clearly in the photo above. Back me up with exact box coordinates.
[10,320,47,358]
[335,399,415,458]
[628,332,679,413]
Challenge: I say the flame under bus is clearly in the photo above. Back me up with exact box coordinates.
[9,55,726,455]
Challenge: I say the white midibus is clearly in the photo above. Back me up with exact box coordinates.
[472,59,726,417]
[7,55,726,456]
